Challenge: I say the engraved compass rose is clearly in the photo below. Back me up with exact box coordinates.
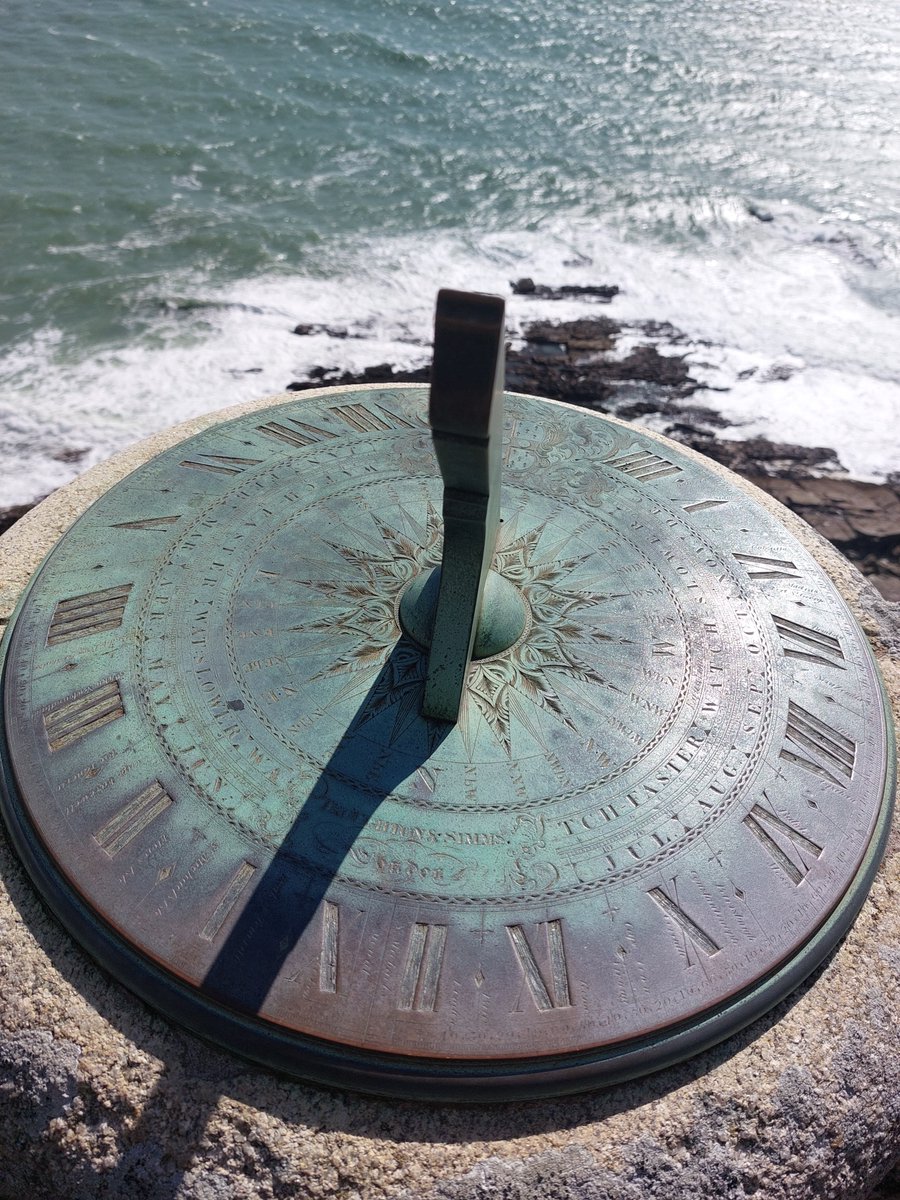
[296,502,619,758]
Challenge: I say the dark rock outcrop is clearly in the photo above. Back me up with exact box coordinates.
[286,308,899,601]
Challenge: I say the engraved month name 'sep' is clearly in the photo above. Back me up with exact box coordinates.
[0,290,893,1101]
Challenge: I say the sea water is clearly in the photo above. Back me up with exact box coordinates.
[2,0,899,506]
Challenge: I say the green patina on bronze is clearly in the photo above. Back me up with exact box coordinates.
[0,292,894,1101]
[402,290,523,720]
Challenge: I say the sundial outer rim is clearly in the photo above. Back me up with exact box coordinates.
[0,383,895,1102]
[0,687,893,1102]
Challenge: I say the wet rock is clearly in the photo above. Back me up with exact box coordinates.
[511,278,620,301]
[747,202,775,222]
[286,362,430,391]
[675,434,842,478]
[292,323,358,339]
[0,502,41,536]
[747,475,900,602]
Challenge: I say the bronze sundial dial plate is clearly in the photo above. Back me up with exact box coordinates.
[0,384,894,1100]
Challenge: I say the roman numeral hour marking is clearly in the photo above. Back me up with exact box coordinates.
[647,883,720,959]
[47,584,133,644]
[773,615,845,668]
[180,452,263,475]
[606,448,682,482]
[743,801,823,885]
[732,552,799,580]
[398,922,447,1012]
[781,700,856,786]
[94,781,173,856]
[507,920,572,1011]
[43,681,125,751]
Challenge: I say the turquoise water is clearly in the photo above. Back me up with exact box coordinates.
[2,0,899,503]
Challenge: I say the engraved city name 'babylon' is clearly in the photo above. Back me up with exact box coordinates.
[48,584,133,644]
[43,681,125,751]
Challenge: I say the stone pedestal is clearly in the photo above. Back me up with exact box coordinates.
[1,388,897,1200]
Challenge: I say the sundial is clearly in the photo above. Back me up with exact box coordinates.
[0,291,894,1102]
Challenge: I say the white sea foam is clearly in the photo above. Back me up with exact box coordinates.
[1,215,898,507]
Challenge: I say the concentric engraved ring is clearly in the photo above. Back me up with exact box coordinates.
[0,386,893,1100]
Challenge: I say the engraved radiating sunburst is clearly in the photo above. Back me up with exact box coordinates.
[294,501,621,756]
